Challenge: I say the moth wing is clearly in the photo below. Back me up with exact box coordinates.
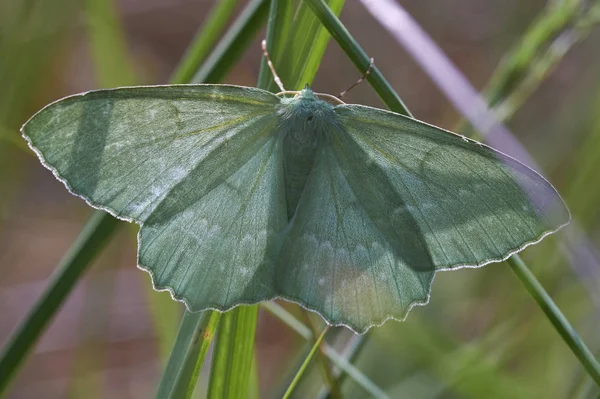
[333,104,569,268]
[23,85,288,309]
[277,104,569,332]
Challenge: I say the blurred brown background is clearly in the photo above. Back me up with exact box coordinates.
[1,0,599,398]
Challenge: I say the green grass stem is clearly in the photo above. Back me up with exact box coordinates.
[282,327,330,399]
[507,256,600,386]
[303,0,410,117]
[261,302,389,398]
[302,311,342,399]
[156,311,221,399]
[207,307,259,398]
[157,0,280,395]
[170,0,240,85]
[191,0,269,84]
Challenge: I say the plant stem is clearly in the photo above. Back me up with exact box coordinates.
[170,0,240,85]
[507,255,600,386]
[282,327,330,399]
[302,311,342,399]
[191,0,269,84]
[160,2,285,397]
[155,311,221,399]
[303,0,411,117]
[261,302,389,398]
[458,0,600,135]
[320,333,368,399]
[206,307,259,398]
[0,211,118,395]
[484,0,585,108]
[257,0,293,90]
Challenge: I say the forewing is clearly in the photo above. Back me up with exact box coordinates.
[332,104,569,271]
[23,84,288,310]
[22,85,280,222]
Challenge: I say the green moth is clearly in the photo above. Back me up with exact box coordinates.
[21,80,569,333]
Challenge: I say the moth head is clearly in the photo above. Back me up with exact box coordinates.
[298,84,317,101]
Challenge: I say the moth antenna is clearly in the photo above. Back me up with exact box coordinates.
[314,93,346,105]
[339,57,375,99]
[261,39,286,92]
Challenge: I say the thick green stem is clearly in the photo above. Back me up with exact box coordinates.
[303,0,410,117]
[507,255,600,386]
[160,2,283,397]
[156,311,221,399]
[191,0,269,84]
[206,307,259,398]
[170,0,240,85]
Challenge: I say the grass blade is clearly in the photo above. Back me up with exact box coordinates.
[274,0,345,91]
[257,0,294,90]
[67,1,138,394]
[261,302,389,398]
[248,352,260,399]
[207,307,259,398]
[85,0,136,87]
[301,311,342,398]
[155,311,221,399]
[192,0,270,84]
[170,0,240,85]
[484,0,587,108]
[317,333,368,399]
[303,0,410,116]
[202,2,294,395]
[203,1,350,395]
[282,327,330,399]
[0,211,119,395]
[507,256,600,385]
[261,2,350,396]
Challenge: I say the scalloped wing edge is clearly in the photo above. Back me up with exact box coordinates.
[137,216,569,334]
[21,91,571,334]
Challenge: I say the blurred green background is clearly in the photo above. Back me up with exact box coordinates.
[1,0,599,398]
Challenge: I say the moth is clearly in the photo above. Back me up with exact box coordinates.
[21,44,569,333]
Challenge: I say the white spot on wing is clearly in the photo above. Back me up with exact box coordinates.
[172,167,186,180]
[421,203,434,211]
